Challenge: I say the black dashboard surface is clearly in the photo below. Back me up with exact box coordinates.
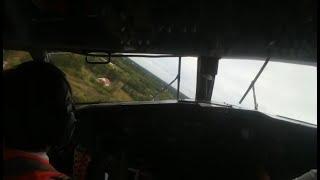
[75,102,317,180]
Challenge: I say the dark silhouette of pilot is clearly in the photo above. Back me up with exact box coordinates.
[3,61,76,180]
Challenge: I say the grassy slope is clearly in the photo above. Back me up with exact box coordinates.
[3,50,187,103]
[3,50,33,68]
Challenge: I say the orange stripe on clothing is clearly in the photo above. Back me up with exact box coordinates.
[4,148,50,165]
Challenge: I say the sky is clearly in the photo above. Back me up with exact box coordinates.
[131,57,317,125]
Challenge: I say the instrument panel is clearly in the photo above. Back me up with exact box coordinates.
[74,103,317,180]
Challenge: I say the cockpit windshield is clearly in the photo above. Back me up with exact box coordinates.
[213,58,317,125]
[3,50,316,124]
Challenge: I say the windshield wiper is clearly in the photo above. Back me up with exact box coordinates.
[152,57,182,101]
[238,56,270,110]
[152,75,178,101]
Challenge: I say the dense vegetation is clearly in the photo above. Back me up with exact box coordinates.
[3,50,187,103]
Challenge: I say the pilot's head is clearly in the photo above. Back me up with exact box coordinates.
[3,60,76,152]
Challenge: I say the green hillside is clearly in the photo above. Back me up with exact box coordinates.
[3,50,33,68]
[3,50,187,103]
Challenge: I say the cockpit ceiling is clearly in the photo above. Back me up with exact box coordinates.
[3,0,317,63]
